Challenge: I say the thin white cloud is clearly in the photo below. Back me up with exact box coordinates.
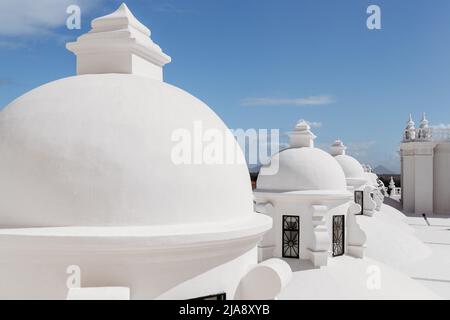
[241,95,335,107]
[431,124,450,129]
[0,40,26,49]
[150,1,195,14]
[306,121,322,128]
[0,0,104,36]
[346,141,376,157]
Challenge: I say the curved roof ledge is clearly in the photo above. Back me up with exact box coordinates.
[254,189,352,201]
[0,214,272,254]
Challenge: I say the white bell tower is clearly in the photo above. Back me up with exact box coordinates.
[400,113,436,214]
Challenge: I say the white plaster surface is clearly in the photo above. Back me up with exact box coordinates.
[279,202,450,299]
[278,255,440,300]
[402,215,450,298]
[358,205,432,270]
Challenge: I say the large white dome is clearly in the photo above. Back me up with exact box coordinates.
[0,74,254,227]
[256,147,347,192]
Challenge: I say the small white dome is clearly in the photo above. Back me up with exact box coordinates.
[256,147,347,192]
[334,154,366,179]
[0,74,254,227]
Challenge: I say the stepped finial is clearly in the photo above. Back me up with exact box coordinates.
[330,139,347,156]
[67,3,171,81]
[289,119,317,148]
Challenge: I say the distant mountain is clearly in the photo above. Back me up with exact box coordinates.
[373,165,397,175]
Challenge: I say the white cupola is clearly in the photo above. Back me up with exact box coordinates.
[288,120,316,148]
[330,139,347,156]
[403,114,416,142]
[66,3,171,81]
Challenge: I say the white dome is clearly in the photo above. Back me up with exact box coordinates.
[256,147,347,192]
[0,74,254,227]
[334,154,365,179]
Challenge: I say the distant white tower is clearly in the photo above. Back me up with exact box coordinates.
[399,114,450,214]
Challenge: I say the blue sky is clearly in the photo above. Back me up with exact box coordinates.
[1,0,450,172]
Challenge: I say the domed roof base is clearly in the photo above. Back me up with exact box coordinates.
[0,214,271,252]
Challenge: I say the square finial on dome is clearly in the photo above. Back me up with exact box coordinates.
[330,139,347,156]
[66,3,171,81]
[289,120,317,148]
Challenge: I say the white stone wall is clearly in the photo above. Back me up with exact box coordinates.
[400,140,450,214]
[0,240,258,300]
[434,143,450,213]
[255,194,352,264]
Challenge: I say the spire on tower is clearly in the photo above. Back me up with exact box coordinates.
[417,112,432,141]
[403,114,416,142]
[420,112,429,128]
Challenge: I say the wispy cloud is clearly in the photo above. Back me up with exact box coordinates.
[149,1,195,14]
[0,0,104,37]
[306,121,322,128]
[346,141,377,157]
[241,95,335,107]
[0,40,26,49]
[319,139,399,173]
[431,123,450,129]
